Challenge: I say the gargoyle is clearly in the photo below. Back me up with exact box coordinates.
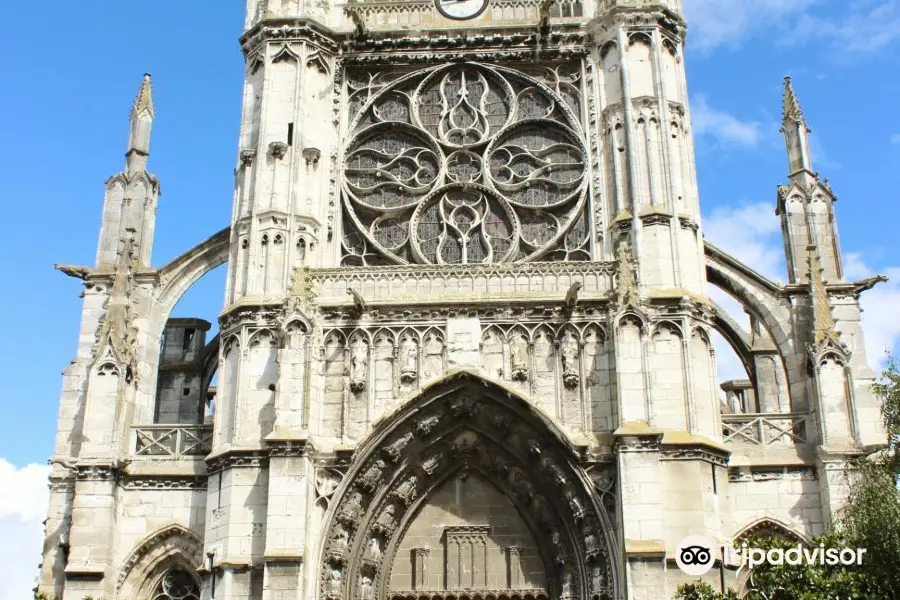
[345,7,367,40]
[54,264,91,280]
[852,274,888,296]
[564,281,582,318]
[347,287,366,318]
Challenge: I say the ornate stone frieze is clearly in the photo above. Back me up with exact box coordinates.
[267,438,315,458]
[120,476,208,490]
[205,449,270,474]
[240,21,341,58]
[659,446,729,468]
[74,464,118,481]
[591,7,685,38]
[728,466,817,483]
[219,305,283,333]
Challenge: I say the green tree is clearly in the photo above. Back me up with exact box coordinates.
[674,359,900,600]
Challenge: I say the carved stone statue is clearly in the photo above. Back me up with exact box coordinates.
[399,336,418,383]
[384,432,414,463]
[364,537,382,563]
[560,569,575,598]
[329,525,350,559]
[374,504,397,535]
[393,475,418,506]
[358,460,385,492]
[327,567,342,597]
[616,241,639,307]
[338,492,364,524]
[590,565,605,592]
[349,338,368,393]
[560,331,580,389]
[359,575,374,600]
[510,335,529,381]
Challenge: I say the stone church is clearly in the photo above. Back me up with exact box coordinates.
[38,0,888,599]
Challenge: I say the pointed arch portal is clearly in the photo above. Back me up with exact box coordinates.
[318,373,618,600]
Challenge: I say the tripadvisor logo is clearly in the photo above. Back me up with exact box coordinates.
[675,536,867,576]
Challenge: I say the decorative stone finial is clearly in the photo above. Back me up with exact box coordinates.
[781,76,806,130]
[131,73,155,120]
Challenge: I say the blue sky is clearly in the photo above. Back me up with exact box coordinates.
[2,1,900,598]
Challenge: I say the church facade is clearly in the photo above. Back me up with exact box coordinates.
[39,1,887,599]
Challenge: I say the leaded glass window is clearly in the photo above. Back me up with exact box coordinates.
[152,569,200,600]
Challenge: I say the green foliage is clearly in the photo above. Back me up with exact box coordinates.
[672,360,900,600]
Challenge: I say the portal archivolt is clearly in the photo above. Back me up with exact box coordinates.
[319,375,617,600]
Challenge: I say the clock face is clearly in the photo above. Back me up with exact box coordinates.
[435,0,488,20]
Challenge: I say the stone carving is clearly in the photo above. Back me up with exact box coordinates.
[269,140,289,159]
[560,331,580,389]
[560,569,576,599]
[373,504,397,535]
[449,395,477,417]
[287,266,317,312]
[392,475,418,506]
[327,567,342,598]
[590,565,605,593]
[420,454,442,476]
[363,537,382,563]
[492,454,512,478]
[340,63,589,267]
[327,525,351,562]
[318,381,616,600]
[399,336,419,383]
[565,489,586,520]
[338,492,363,524]
[583,524,601,561]
[616,240,639,308]
[358,460,385,492]
[360,575,374,600]
[316,468,342,503]
[510,335,530,381]
[415,415,441,437]
[540,457,567,487]
[92,232,140,381]
[384,432,414,463]
[349,338,368,393]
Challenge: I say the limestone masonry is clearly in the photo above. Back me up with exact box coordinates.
[39,1,889,599]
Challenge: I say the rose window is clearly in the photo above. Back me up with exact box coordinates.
[342,63,590,266]
[151,569,200,600]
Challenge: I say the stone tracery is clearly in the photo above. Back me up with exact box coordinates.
[318,374,617,600]
[341,62,589,266]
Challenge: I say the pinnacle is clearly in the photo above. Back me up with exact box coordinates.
[131,73,155,120]
[782,76,805,127]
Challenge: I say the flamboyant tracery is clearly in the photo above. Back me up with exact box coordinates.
[341,62,590,266]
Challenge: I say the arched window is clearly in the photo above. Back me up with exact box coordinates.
[152,569,200,600]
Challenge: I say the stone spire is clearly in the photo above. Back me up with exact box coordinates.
[126,73,154,174]
[780,76,814,180]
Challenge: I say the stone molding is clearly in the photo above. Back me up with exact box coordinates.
[206,449,271,474]
[728,466,817,483]
[318,372,619,600]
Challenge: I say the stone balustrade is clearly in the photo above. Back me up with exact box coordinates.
[133,424,213,458]
[311,261,615,306]
[722,412,810,446]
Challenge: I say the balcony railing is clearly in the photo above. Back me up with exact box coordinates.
[133,425,213,458]
[722,413,811,446]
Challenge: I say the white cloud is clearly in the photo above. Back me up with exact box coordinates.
[682,0,818,52]
[683,0,900,55]
[701,204,900,379]
[703,202,784,280]
[0,459,50,600]
[842,253,900,368]
[691,95,763,148]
